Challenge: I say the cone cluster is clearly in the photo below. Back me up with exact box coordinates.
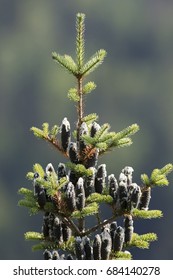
[43,216,133,260]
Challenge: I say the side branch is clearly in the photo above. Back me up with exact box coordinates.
[44,135,69,158]
[81,214,117,237]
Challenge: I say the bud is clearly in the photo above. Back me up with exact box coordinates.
[124,215,134,243]
[61,117,71,152]
[113,226,124,252]
[76,177,85,210]
[69,142,79,164]
[93,234,102,260]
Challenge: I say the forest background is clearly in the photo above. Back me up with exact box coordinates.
[1,0,173,259]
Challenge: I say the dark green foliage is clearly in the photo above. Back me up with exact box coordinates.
[18,13,173,260]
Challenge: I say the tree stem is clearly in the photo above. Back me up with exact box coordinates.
[77,76,83,142]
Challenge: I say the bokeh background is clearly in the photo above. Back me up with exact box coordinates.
[1,0,173,259]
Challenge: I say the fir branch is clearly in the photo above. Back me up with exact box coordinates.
[141,163,173,187]
[25,231,44,241]
[82,215,116,237]
[32,236,75,252]
[18,187,33,196]
[82,123,139,154]
[132,209,163,219]
[111,251,132,260]
[71,202,99,219]
[52,52,77,75]
[81,49,107,76]
[50,125,59,141]
[33,163,45,177]
[129,233,157,249]
[32,241,59,252]
[76,13,85,72]
[18,187,39,214]
[86,193,113,204]
[31,124,67,157]
[81,113,99,125]
[66,162,93,177]
[68,88,79,102]
[18,199,38,213]
[31,127,45,139]
[83,81,97,94]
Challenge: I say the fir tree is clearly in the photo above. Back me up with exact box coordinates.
[18,13,173,260]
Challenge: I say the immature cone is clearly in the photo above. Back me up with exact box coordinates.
[138,187,151,210]
[61,117,71,152]
[110,221,117,245]
[76,177,85,211]
[57,163,67,179]
[65,182,76,212]
[128,183,141,209]
[124,215,134,243]
[33,174,46,208]
[101,229,112,260]
[108,174,118,202]
[52,250,60,260]
[95,164,107,194]
[84,167,96,197]
[83,237,93,260]
[93,234,102,260]
[69,142,79,164]
[45,163,56,175]
[62,221,72,242]
[118,173,128,210]
[52,217,63,242]
[43,249,52,260]
[113,226,124,252]
[75,236,85,260]
[122,166,134,186]
[42,212,50,238]
[79,122,88,156]
[67,254,74,260]
[90,122,101,137]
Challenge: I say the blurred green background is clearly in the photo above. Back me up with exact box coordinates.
[1,0,173,259]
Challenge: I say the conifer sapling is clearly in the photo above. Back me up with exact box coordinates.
[18,13,173,260]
